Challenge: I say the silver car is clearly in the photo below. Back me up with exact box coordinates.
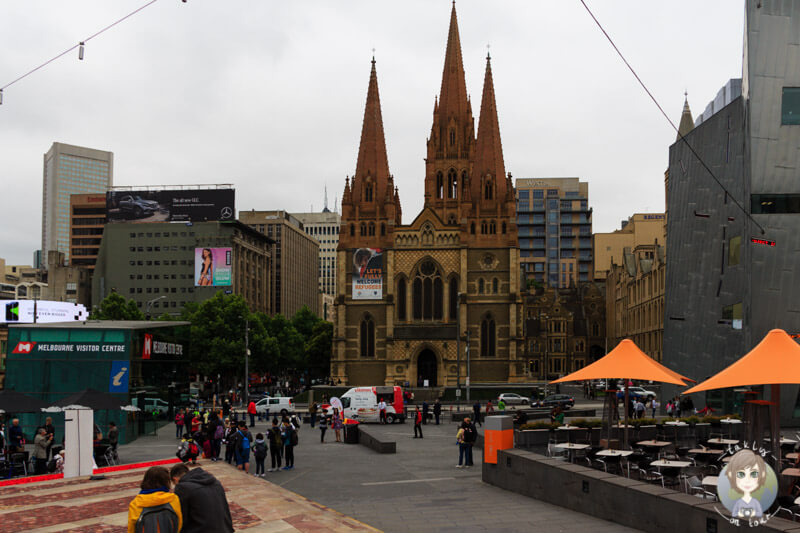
[497,393,530,405]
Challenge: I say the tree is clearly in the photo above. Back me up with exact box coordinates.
[306,320,333,379]
[291,306,319,340]
[90,292,145,320]
[260,313,304,370]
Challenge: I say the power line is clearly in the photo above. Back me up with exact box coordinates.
[578,0,765,235]
[1,0,161,93]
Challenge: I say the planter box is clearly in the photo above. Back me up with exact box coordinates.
[515,429,550,448]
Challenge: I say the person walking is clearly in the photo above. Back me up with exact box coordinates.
[248,400,257,428]
[456,425,467,468]
[223,420,236,464]
[209,414,224,461]
[497,399,506,412]
[422,400,429,425]
[253,433,268,477]
[33,428,51,475]
[332,409,343,443]
[268,419,283,471]
[174,410,185,439]
[413,406,423,439]
[433,399,442,425]
[44,417,55,460]
[378,399,387,424]
[170,463,233,533]
[233,422,251,472]
[472,400,482,427]
[319,408,329,443]
[486,401,494,419]
[309,402,318,428]
[651,398,659,418]
[8,419,23,453]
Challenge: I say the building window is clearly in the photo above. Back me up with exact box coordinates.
[782,87,800,125]
[436,172,444,199]
[492,278,499,294]
[484,177,493,200]
[480,314,496,357]
[449,277,458,320]
[722,303,743,329]
[360,315,375,357]
[447,168,457,199]
[502,221,507,234]
[449,129,456,146]
[478,278,485,294]
[751,194,800,214]
[397,278,407,321]
[360,223,366,236]
[413,278,423,319]
[728,236,741,266]
[489,220,496,234]
[368,222,375,236]
[381,223,386,236]
[365,181,373,202]
[350,224,355,236]
[470,222,475,235]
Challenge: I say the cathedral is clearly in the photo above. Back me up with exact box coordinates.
[333,4,524,387]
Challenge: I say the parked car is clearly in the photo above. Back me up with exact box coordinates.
[254,396,294,416]
[617,386,656,400]
[497,393,530,406]
[535,394,575,409]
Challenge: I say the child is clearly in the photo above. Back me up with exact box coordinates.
[176,434,199,464]
[319,408,329,443]
[54,450,65,473]
[253,433,268,477]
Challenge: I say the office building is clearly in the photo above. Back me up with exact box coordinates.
[665,1,800,423]
[42,143,113,264]
[593,213,666,282]
[239,210,320,318]
[69,193,107,270]
[0,259,45,300]
[92,221,272,316]
[43,251,92,307]
[294,204,341,321]
[516,178,592,288]
[332,4,524,387]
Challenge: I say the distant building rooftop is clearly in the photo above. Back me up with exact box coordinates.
[9,320,190,330]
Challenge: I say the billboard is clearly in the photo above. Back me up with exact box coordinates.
[2,301,88,324]
[106,188,235,223]
[195,247,232,286]
[352,248,383,299]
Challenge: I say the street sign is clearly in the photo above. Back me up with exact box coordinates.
[466,377,470,386]
[455,389,462,397]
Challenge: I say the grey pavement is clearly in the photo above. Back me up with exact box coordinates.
[120,417,640,532]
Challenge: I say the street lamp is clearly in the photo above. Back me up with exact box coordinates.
[540,313,549,395]
[145,296,166,319]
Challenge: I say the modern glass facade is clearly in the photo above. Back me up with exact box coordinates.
[515,178,592,287]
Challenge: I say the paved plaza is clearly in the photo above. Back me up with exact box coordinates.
[116,415,638,532]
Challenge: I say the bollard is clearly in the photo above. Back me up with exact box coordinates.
[483,415,513,464]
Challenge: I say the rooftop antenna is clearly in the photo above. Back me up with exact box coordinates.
[324,184,329,211]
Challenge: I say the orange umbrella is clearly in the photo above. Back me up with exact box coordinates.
[682,329,800,467]
[683,329,800,393]
[551,339,688,386]
[550,339,689,449]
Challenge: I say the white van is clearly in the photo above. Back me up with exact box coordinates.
[339,386,406,423]
[255,396,294,416]
[132,397,169,415]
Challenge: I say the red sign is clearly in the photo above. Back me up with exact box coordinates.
[12,342,36,354]
[751,237,776,247]
[142,334,152,360]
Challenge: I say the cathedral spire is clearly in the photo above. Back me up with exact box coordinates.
[677,92,694,140]
[473,53,506,198]
[354,57,391,188]
[438,2,469,121]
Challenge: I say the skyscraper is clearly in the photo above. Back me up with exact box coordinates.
[42,142,113,264]
[515,178,592,288]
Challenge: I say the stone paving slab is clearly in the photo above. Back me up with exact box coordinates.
[0,461,379,533]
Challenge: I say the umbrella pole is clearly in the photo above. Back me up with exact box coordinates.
[624,381,630,449]
[772,384,781,469]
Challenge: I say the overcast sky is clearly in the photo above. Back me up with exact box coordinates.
[1,1,744,265]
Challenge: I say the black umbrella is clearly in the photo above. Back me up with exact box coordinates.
[54,388,126,410]
[0,390,51,412]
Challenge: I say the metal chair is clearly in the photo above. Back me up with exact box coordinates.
[9,453,27,477]
[685,475,716,499]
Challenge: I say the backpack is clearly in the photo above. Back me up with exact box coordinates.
[254,441,268,459]
[290,429,298,447]
[135,503,179,533]
[214,424,224,440]
[239,431,250,451]
[463,426,476,443]
[188,442,199,456]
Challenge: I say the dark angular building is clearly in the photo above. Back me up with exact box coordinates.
[665,1,800,423]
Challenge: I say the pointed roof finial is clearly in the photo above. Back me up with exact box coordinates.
[372,47,376,64]
[487,43,491,60]
[677,91,694,140]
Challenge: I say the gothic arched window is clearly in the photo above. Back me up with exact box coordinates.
[380,223,386,236]
[412,260,442,322]
[368,222,375,236]
[365,181,373,202]
[447,168,457,199]
[397,278,407,321]
[360,315,375,357]
[489,220,496,234]
[350,224,355,237]
[481,314,496,357]
[478,278,485,294]
[501,221,507,234]
[449,129,456,146]
[436,172,444,199]
[360,223,366,236]
[484,177,493,200]
[449,276,459,320]
[492,277,499,294]
[470,222,476,235]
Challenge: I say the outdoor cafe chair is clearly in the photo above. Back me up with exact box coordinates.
[685,476,716,500]
[9,453,27,477]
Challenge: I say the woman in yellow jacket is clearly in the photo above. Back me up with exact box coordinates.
[128,466,183,533]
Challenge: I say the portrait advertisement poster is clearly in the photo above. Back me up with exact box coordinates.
[352,248,383,299]
[195,247,233,287]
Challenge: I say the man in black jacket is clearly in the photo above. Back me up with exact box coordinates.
[170,463,233,532]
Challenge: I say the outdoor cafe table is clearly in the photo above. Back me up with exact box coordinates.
[557,425,584,443]
[787,452,799,461]
[702,476,719,489]
[763,437,797,447]
[720,418,742,439]
[637,440,671,449]
[689,448,724,455]
[596,449,633,476]
[553,442,590,463]
[664,421,688,426]
[707,438,739,446]
[651,459,692,468]
[781,468,800,478]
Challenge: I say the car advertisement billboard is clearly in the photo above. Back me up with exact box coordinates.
[352,248,383,299]
[2,301,88,324]
[106,188,235,223]
[195,247,232,286]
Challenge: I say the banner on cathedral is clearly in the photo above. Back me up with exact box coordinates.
[352,248,383,300]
